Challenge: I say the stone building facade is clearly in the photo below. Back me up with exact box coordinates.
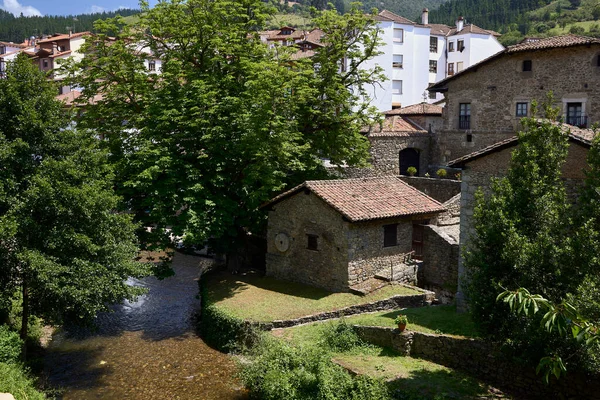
[429,35,600,164]
[263,177,445,292]
[448,126,594,308]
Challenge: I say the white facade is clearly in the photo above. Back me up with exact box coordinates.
[363,10,504,112]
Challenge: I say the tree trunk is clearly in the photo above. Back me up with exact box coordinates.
[20,281,29,360]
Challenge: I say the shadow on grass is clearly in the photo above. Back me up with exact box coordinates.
[386,367,498,400]
[377,305,480,338]
[204,270,331,303]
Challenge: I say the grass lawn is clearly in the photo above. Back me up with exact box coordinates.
[343,305,480,338]
[203,272,421,322]
[274,322,505,399]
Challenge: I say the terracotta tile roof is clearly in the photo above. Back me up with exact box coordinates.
[0,41,29,48]
[366,115,428,137]
[449,24,500,37]
[507,34,600,53]
[290,49,315,60]
[427,24,452,36]
[36,32,91,44]
[375,10,416,25]
[448,121,596,168]
[264,177,446,221]
[49,50,72,58]
[305,29,324,42]
[384,102,442,116]
[56,90,104,106]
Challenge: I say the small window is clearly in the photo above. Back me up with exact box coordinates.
[148,60,156,71]
[448,41,455,52]
[466,132,473,142]
[392,54,403,69]
[393,28,404,42]
[523,60,532,72]
[383,224,398,247]
[429,60,437,73]
[459,103,471,129]
[307,234,318,250]
[456,61,464,72]
[429,37,438,53]
[597,54,600,67]
[516,102,528,117]
[392,80,402,95]
[43,59,49,68]
[429,90,436,99]
[457,39,465,52]
[447,63,454,76]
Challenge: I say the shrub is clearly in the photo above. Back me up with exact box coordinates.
[436,168,447,178]
[0,325,22,364]
[0,362,45,400]
[240,336,389,400]
[321,319,366,352]
[406,166,417,176]
[570,25,585,34]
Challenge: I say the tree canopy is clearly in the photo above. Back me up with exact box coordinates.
[0,54,150,343]
[65,0,384,259]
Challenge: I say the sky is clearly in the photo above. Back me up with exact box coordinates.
[0,0,157,17]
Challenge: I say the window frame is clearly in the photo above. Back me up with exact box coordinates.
[448,41,455,52]
[516,102,528,117]
[429,37,438,53]
[148,60,156,71]
[429,60,437,73]
[391,80,403,95]
[457,39,465,52]
[392,54,403,69]
[459,103,471,129]
[393,28,404,43]
[447,62,454,76]
[383,224,398,248]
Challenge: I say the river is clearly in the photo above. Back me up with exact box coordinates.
[43,252,248,399]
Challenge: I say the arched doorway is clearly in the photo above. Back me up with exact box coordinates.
[399,148,420,175]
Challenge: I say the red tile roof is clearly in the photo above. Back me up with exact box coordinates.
[448,121,596,168]
[0,41,29,48]
[384,103,442,116]
[375,10,416,25]
[36,32,91,44]
[365,115,428,137]
[264,177,446,222]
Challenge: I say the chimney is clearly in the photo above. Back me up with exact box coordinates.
[52,42,58,55]
[456,16,464,32]
[422,8,429,25]
[69,30,72,37]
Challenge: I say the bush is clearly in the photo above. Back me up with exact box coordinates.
[321,319,366,352]
[0,325,22,364]
[240,336,389,400]
[406,166,417,176]
[570,25,585,34]
[436,168,447,178]
[0,362,45,400]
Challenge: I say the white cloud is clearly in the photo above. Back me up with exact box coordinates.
[1,0,42,16]
[91,5,106,13]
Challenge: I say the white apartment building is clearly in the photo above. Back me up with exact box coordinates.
[362,10,504,112]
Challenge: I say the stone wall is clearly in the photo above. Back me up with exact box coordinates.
[456,141,590,308]
[438,45,600,162]
[353,326,600,399]
[398,176,461,203]
[347,219,414,286]
[420,224,459,302]
[266,191,350,292]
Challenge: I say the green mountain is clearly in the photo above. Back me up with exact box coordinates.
[0,9,140,43]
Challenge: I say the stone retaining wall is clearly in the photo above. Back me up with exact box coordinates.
[353,325,600,399]
[398,176,461,203]
[252,289,435,330]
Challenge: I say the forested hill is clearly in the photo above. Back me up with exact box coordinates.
[0,9,140,43]
[429,0,553,31]
[360,0,449,22]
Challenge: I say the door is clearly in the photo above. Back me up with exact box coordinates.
[399,148,420,176]
[412,223,424,260]
[567,102,585,127]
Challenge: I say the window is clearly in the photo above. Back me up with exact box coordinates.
[447,63,454,76]
[522,60,532,71]
[392,54,403,69]
[148,60,156,71]
[429,37,437,53]
[393,28,404,42]
[0,46,5,55]
[456,62,464,72]
[448,41,455,52]
[42,59,49,68]
[466,132,473,142]
[383,224,398,247]
[429,89,436,99]
[429,60,437,73]
[566,102,587,128]
[392,80,403,95]
[307,234,318,250]
[457,39,465,52]
[516,102,528,117]
[459,103,471,129]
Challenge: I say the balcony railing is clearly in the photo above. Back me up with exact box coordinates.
[566,115,588,128]
[459,115,471,129]
[430,44,437,53]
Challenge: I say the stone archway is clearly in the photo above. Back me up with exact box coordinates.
[399,148,420,175]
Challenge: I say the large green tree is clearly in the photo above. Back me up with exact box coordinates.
[0,54,150,347]
[65,0,384,263]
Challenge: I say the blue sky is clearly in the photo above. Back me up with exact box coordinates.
[1,0,157,16]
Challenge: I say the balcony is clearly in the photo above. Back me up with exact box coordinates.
[459,115,471,129]
[566,115,588,128]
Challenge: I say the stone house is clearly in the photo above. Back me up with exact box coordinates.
[263,177,446,292]
[429,35,600,164]
[447,123,595,308]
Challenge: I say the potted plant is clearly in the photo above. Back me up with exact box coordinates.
[406,166,417,176]
[394,314,408,332]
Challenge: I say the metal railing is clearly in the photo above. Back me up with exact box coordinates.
[459,115,471,129]
[566,115,588,128]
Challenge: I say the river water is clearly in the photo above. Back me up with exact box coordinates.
[43,252,248,400]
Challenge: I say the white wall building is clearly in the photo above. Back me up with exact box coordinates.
[363,10,504,112]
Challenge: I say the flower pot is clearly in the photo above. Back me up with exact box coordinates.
[397,323,406,332]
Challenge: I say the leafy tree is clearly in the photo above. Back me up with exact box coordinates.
[0,54,150,350]
[65,0,383,266]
